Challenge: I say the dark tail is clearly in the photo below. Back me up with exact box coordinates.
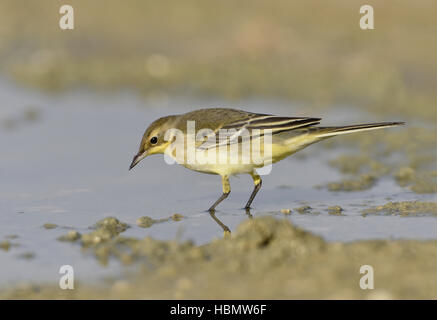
[314,122,405,138]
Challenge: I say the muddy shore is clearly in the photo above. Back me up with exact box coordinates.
[2,215,437,299]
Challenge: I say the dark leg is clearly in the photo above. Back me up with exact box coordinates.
[244,172,262,209]
[209,211,231,233]
[245,207,253,218]
[208,176,230,212]
[208,193,229,212]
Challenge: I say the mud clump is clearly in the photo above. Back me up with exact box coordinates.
[327,174,376,192]
[362,201,437,217]
[329,155,388,176]
[226,217,326,264]
[94,217,128,235]
[295,205,319,215]
[324,127,437,195]
[327,206,344,216]
[136,216,157,228]
[82,218,130,264]
[0,241,11,251]
[57,217,129,264]
[171,213,184,221]
[136,216,167,228]
[81,218,127,246]
[280,208,291,215]
[137,214,184,228]
[395,167,437,194]
[395,167,416,186]
[296,205,312,214]
[58,230,81,242]
[43,223,57,229]
[81,217,128,245]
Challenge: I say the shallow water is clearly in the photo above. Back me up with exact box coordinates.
[0,77,435,288]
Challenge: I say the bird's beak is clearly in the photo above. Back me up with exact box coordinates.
[129,151,148,171]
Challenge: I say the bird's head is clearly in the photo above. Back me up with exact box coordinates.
[129,115,177,170]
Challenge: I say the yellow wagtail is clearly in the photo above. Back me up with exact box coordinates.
[129,108,404,211]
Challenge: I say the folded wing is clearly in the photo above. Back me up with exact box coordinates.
[197,113,321,150]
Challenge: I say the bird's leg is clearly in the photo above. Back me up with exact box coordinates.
[244,172,262,209]
[245,207,253,218]
[208,175,230,212]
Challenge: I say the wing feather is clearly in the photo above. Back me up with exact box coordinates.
[197,113,321,150]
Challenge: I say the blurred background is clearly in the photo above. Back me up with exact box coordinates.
[0,0,435,118]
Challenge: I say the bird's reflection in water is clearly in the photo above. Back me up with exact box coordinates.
[245,208,253,219]
[208,208,253,237]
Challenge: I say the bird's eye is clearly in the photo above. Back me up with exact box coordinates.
[150,136,158,144]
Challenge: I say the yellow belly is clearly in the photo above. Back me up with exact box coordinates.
[166,132,320,176]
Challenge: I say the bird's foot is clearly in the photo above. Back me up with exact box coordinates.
[244,207,253,218]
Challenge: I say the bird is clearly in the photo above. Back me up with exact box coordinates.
[129,108,404,212]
